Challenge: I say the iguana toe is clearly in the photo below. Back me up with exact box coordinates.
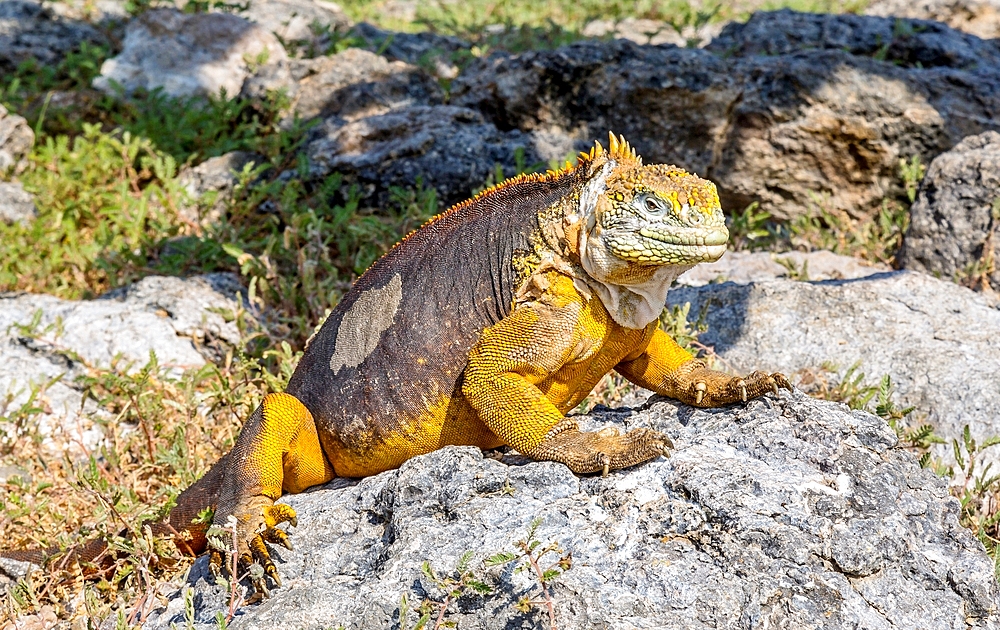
[264,503,298,529]
[263,527,294,551]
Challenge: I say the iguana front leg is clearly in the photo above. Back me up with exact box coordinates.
[207,392,334,596]
[616,327,791,407]
[462,288,670,475]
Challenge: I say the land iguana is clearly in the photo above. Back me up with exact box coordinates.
[2,133,790,595]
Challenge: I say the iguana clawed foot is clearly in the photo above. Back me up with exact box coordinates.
[207,500,298,598]
[525,420,673,476]
[679,361,791,407]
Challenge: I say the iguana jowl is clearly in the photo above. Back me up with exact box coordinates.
[5,133,790,594]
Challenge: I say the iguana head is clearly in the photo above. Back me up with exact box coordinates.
[564,133,729,326]
[574,133,728,276]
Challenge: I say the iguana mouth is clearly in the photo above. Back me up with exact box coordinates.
[605,225,729,265]
[638,226,729,248]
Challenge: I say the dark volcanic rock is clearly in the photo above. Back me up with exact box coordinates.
[451,12,1000,220]
[0,0,108,72]
[351,21,471,79]
[452,41,739,183]
[898,130,1000,292]
[306,105,542,208]
[705,8,1000,69]
[143,393,999,628]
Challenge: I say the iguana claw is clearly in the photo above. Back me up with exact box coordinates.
[694,382,707,405]
[207,502,298,598]
[679,360,791,408]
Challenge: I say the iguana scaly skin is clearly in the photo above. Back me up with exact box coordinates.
[2,133,790,595]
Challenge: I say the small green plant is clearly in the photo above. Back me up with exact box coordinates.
[399,520,572,629]
[728,154,921,263]
[0,42,110,116]
[950,425,1000,563]
[871,375,944,469]
[664,2,719,47]
[787,194,910,265]
[0,124,184,298]
[205,514,252,622]
[898,155,926,203]
[775,255,810,281]
[727,202,782,252]
[402,551,494,629]
[486,517,571,629]
[658,301,711,358]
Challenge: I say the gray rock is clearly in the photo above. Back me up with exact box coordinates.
[43,0,127,23]
[0,274,246,454]
[244,47,443,122]
[242,0,350,49]
[306,105,542,207]
[142,393,999,628]
[582,16,724,48]
[0,180,35,224]
[667,270,1000,468]
[866,0,1000,39]
[0,0,108,72]
[94,9,288,99]
[0,103,34,175]
[452,12,1000,220]
[897,131,1000,292]
[351,21,471,79]
[676,249,891,286]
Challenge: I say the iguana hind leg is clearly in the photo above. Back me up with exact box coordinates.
[207,392,333,596]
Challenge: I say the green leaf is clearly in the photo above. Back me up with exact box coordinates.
[420,561,435,581]
[467,579,493,595]
[485,552,517,566]
[457,550,474,572]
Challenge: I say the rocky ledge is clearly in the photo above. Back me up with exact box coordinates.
[144,391,998,629]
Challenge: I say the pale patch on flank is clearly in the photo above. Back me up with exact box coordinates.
[330,273,403,374]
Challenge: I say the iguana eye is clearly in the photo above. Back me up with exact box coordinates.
[643,196,665,213]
